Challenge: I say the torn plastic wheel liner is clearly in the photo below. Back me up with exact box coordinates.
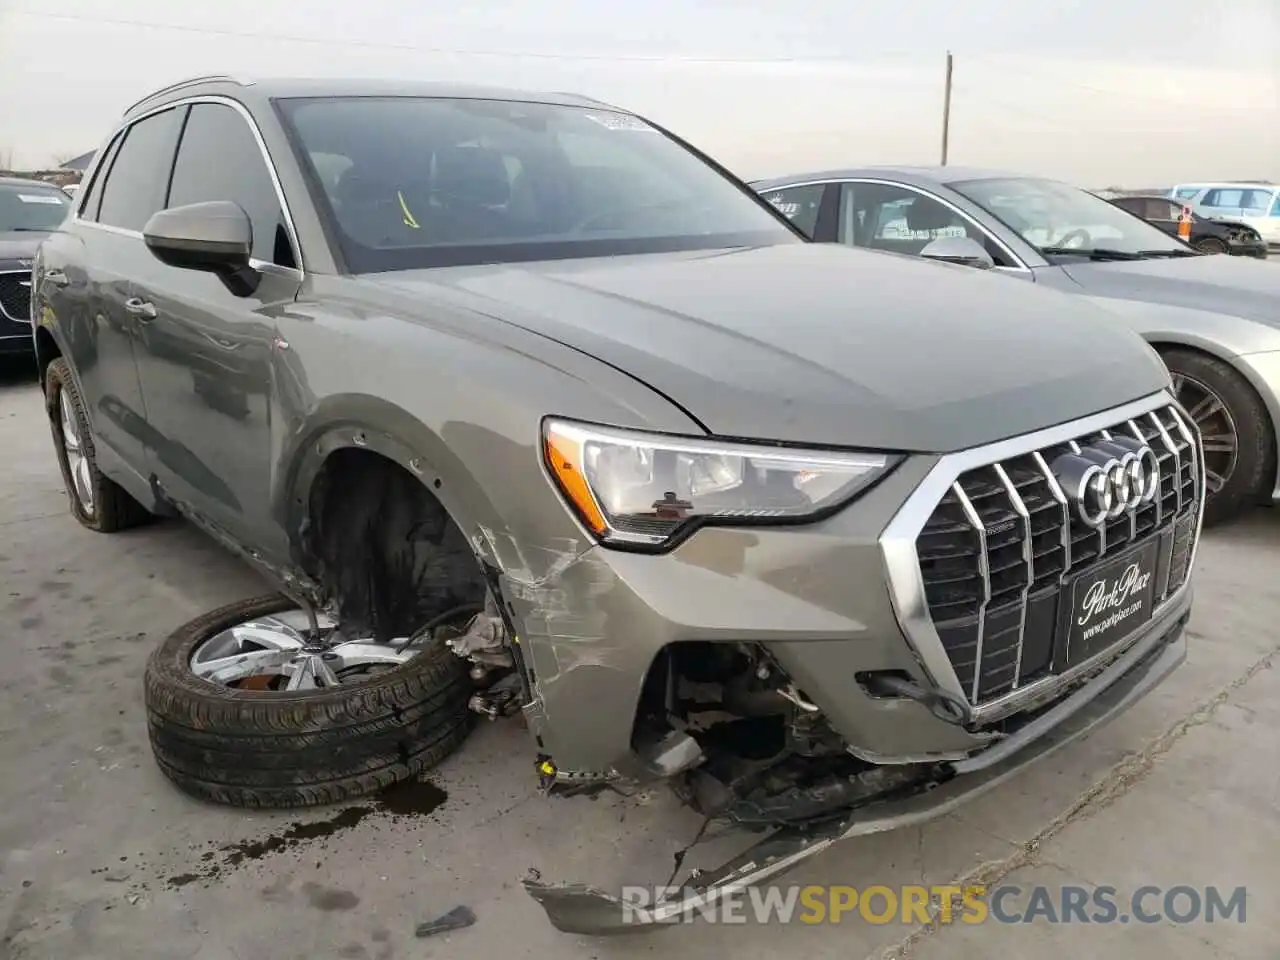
[522,621,1187,934]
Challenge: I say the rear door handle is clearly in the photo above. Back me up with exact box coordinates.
[44,270,69,287]
[124,297,157,321]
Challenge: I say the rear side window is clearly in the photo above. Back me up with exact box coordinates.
[166,103,296,267]
[95,107,185,232]
[1238,189,1273,213]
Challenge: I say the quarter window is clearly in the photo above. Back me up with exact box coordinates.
[95,107,185,232]
[760,184,825,238]
[166,103,296,268]
[77,135,123,223]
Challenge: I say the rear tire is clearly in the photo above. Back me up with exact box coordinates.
[144,594,475,809]
[1194,237,1227,255]
[44,357,152,532]
[1162,348,1270,526]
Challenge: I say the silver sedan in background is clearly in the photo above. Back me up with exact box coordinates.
[753,166,1280,526]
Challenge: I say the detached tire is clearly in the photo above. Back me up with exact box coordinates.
[144,594,475,808]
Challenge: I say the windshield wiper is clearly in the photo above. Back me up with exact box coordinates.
[1039,247,1144,261]
[1135,248,1199,258]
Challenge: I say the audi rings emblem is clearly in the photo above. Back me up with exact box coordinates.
[1051,438,1160,528]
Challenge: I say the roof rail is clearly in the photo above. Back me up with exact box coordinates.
[123,75,247,116]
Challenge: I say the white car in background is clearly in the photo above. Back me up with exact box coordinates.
[1170,182,1280,253]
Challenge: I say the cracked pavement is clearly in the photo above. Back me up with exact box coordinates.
[1,359,1277,960]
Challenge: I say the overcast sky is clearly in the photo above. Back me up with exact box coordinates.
[1,0,1275,185]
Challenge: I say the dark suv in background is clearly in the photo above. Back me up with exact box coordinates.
[0,176,72,358]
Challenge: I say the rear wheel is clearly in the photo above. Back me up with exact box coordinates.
[44,357,152,532]
[1162,348,1270,526]
[1193,237,1227,255]
[144,594,476,808]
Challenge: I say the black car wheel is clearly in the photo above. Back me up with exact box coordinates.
[144,594,476,808]
[1163,348,1270,526]
[1194,237,1227,255]
[44,357,152,532]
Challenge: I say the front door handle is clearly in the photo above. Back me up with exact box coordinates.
[124,297,157,321]
[44,269,69,287]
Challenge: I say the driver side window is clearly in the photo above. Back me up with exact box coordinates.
[166,103,297,268]
[837,183,1015,266]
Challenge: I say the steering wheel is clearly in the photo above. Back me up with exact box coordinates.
[1053,228,1093,249]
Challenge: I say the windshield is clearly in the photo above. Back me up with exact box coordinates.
[951,176,1188,258]
[275,96,800,272]
[0,182,71,233]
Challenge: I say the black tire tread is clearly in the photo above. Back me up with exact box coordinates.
[143,594,475,808]
[44,357,152,533]
[1162,347,1270,526]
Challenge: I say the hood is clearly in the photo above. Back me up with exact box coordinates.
[1205,218,1258,235]
[371,244,1171,453]
[1061,254,1280,325]
[0,232,44,268]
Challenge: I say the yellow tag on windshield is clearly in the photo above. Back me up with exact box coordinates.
[397,191,420,229]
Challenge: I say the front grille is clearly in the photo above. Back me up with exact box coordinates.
[0,271,32,323]
[915,404,1199,706]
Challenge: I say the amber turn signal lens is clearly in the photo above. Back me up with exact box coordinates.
[544,431,608,534]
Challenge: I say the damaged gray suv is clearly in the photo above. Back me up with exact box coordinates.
[33,76,1203,933]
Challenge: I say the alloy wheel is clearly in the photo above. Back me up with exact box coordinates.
[58,388,95,515]
[1170,372,1237,496]
[189,609,424,691]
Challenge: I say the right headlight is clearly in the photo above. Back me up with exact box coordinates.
[542,418,901,548]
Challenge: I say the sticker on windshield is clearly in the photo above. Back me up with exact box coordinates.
[17,194,65,204]
[582,112,656,132]
[766,194,801,218]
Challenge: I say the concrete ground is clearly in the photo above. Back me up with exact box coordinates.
[0,357,1276,960]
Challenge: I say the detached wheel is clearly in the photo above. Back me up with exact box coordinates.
[144,594,476,808]
[1163,348,1270,526]
[1194,237,1227,255]
[44,357,152,532]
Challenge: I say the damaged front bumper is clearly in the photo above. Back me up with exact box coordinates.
[523,608,1188,934]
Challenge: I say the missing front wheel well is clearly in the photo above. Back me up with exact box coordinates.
[302,448,489,643]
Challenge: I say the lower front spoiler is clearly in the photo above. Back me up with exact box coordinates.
[524,612,1188,935]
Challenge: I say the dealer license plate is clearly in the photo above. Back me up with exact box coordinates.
[1061,537,1161,669]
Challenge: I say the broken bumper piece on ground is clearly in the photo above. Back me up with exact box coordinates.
[523,619,1187,934]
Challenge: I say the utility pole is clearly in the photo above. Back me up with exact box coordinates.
[940,50,953,166]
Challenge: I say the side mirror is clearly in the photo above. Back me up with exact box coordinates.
[143,201,259,295]
[920,236,996,270]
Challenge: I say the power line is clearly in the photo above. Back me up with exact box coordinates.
[962,53,1225,109]
[10,9,914,66]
